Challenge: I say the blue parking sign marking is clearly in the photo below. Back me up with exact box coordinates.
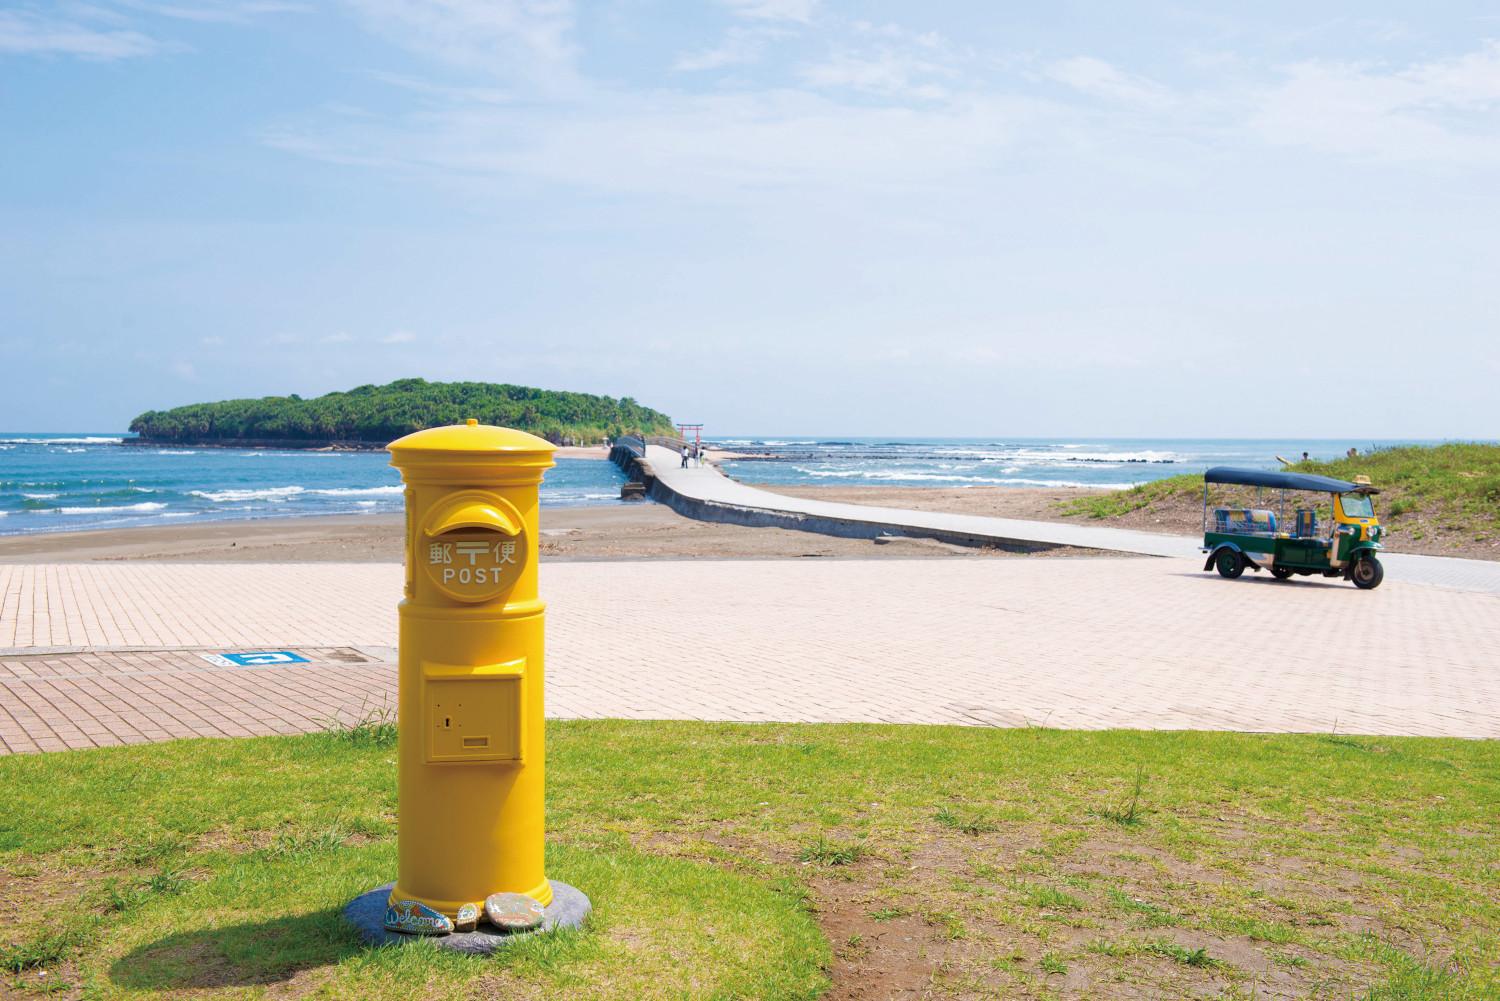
[200,650,311,668]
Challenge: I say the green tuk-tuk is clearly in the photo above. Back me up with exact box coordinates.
[1200,467,1385,590]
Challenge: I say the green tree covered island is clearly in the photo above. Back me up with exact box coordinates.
[128,379,675,447]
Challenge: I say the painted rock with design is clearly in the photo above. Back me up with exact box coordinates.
[454,903,480,932]
[383,899,454,936]
[483,892,546,932]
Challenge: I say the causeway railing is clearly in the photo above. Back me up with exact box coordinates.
[615,434,687,458]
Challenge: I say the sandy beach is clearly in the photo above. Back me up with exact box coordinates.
[4,476,1480,562]
[0,503,1082,563]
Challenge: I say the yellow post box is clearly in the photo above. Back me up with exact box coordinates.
[385,419,556,929]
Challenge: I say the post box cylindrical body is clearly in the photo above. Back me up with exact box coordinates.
[387,421,557,918]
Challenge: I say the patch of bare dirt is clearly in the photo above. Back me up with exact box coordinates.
[814,871,941,1000]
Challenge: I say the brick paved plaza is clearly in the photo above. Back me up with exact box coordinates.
[2,558,1496,753]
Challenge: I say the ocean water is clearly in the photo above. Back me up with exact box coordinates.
[711,438,1428,490]
[0,434,627,536]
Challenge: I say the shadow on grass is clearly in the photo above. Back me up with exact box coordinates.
[109,906,364,990]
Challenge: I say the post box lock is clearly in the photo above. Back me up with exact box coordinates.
[420,490,528,603]
[423,659,525,764]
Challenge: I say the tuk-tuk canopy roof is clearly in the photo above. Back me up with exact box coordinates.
[1204,466,1378,494]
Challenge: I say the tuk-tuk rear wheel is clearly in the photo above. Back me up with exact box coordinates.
[1214,549,1245,579]
[1352,556,1384,590]
[1271,566,1294,580]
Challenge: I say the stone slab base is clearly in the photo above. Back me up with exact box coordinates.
[344,880,591,955]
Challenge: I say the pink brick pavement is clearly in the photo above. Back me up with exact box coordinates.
[1,558,1496,753]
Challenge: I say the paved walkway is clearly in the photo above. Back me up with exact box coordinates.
[647,445,1500,595]
[0,646,396,754]
[3,559,1496,753]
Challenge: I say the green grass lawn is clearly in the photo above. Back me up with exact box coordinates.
[2,722,1496,1000]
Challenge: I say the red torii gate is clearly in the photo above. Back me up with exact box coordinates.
[676,423,704,455]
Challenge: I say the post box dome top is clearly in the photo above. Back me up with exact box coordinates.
[387,420,557,459]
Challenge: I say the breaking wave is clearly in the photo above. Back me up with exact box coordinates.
[54,502,168,515]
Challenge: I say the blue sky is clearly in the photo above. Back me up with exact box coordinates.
[1,1,1497,436]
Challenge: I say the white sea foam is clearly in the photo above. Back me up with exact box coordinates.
[1011,449,1178,464]
[190,485,306,502]
[996,478,1133,489]
[23,492,60,500]
[786,466,1135,488]
[792,467,1022,485]
[53,502,168,515]
[355,500,379,508]
[932,448,1012,459]
[308,485,403,497]
[0,436,123,445]
[155,450,194,455]
[160,512,195,518]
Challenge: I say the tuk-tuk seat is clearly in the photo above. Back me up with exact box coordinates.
[1214,508,1278,535]
[1294,509,1318,538]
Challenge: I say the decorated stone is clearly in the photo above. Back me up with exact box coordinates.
[483,892,546,932]
[384,899,454,936]
[454,903,480,932]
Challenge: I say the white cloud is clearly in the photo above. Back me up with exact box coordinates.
[799,49,956,99]
[1046,56,1173,110]
[200,335,226,346]
[170,360,198,380]
[381,330,416,344]
[322,331,356,343]
[1249,41,1500,164]
[0,9,159,59]
[722,0,816,25]
[797,22,962,99]
[674,27,772,72]
[342,0,579,87]
[0,1,303,60]
[113,1,310,24]
[262,10,1500,222]
[264,89,1057,199]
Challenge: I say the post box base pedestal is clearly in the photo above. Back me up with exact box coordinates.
[344,880,591,954]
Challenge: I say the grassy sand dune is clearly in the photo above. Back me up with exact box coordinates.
[1058,443,1500,559]
[3,722,1495,999]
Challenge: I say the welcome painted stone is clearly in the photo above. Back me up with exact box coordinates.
[384,899,454,936]
[454,903,479,932]
[483,892,546,932]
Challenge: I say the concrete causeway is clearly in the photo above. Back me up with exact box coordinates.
[634,444,1500,595]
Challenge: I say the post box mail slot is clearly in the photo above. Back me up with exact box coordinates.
[422,659,525,764]
[420,491,527,603]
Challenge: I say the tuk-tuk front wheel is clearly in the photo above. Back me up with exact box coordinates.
[1351,556,1384,590]
[1271,566,1294,580]
[1214,549,1245,579]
